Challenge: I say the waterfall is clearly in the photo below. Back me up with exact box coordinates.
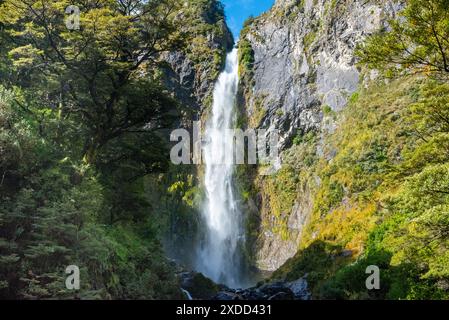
[196,48,245,288]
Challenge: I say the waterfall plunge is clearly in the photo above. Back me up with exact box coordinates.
[196,49,245,288]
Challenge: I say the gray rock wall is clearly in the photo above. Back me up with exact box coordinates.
[162,20,233,118]
[240,0,402,271]
[243,0,402,145]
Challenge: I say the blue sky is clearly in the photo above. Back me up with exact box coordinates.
[222,0,275,37]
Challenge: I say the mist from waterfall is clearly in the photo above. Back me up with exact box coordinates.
[196,48,246,288]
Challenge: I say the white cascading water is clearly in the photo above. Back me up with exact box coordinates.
[196,48,244,288]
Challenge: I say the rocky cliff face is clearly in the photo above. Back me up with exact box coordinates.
[239,0,402,271]
[162,0,234,117]
[149,0,233,268]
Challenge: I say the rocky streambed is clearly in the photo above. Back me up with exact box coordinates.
[179,271,311,301]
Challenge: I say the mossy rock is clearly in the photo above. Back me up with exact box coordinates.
[181,272,220,299]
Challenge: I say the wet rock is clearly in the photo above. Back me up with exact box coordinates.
[179,272,220,300]
[286,277,312,300]
[178,270,312,301]
[268,291,294,300]
[212,281,297,301]
[258,282,293,297]
[213,291,243,301]
[242,281,295,301]
[240,290,266,300]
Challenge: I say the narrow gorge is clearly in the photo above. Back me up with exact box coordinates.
[1,0,449,301]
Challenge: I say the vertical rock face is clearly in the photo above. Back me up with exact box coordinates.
[242,0,402,146]
[152,0,233,268]
[240,0,402,271]
[161,2,234,117]
[162,29,234,116]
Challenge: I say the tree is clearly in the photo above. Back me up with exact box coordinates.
[0,0,185,168]
[357,0,449,78]
[0,0,228,300]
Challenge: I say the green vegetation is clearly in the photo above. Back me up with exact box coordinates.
[357,0,449,78]
[322,105,334,117]
[260,166,298,240]
[247,95,267,128]
[0,85,182,299]
[2,0,449,301]
[249,131,318,242]
[274,76,449,299]
[238,39,255,83]
[238,15,256,94]
[269,0,449,299]
[303,31,317,51]
[183,0,233,82]
[0,0,228,299]
[181,273,220,299]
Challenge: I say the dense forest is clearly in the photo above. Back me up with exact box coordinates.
[0,0,230,299]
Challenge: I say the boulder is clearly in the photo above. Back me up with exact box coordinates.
[179,272,220,300]
[286,277,312,300]
[213,291,243,301]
